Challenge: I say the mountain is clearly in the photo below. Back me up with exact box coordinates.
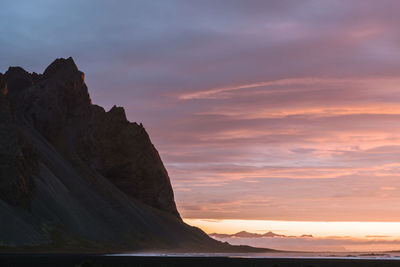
[234,231,263,238]
[0,57,267,253]
[262,231,286,238]
[210,231,312,238]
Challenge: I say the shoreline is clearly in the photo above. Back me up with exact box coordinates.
[2,254,400,267]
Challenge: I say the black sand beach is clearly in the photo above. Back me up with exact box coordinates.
[1,254,400,267]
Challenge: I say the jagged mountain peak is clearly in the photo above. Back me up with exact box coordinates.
[108,105,128,123]
[43,57,80,79]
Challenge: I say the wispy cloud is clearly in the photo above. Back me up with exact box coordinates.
[178,78,343,100]
[4,0,400,223]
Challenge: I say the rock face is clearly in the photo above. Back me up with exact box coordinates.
[0,58,231,251]
[88,105,180,217]
[0,74,36,209]
[3,57,178,218]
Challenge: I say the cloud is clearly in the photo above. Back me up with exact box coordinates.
[4,0,400,221]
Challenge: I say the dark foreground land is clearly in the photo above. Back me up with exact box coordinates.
[1,254,400,267]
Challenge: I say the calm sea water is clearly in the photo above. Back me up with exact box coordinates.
[107,251,400,260]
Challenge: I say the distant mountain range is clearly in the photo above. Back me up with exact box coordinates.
[210,231,313,239]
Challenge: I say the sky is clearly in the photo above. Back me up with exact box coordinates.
[3,0,400,244]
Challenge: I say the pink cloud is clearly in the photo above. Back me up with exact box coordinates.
[5,0,400,222]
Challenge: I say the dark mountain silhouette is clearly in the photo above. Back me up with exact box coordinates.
[0,57,268,253]
[263,231,287,238]
[210,231,282,238]
[210,231,313,238]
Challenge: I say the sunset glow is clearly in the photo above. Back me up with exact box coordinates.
[4,0,400,250]
[185,219,400,239]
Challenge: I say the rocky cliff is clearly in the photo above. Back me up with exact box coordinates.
[0,58,264,252]
[3,58,179,218]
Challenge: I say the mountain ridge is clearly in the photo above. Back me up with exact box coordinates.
[210,231,313,239]
[0,57,268,252]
